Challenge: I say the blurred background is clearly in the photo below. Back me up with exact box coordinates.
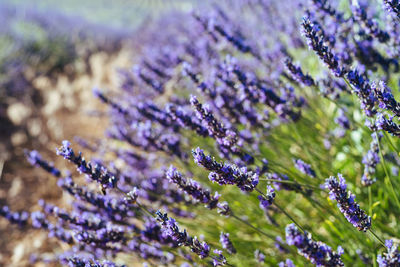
[0,1,206,265]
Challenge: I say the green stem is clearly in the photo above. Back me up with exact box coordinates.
[230,213,275,240]
[368,229,386,248]
[259,178,323,190]
[376,132,400,209]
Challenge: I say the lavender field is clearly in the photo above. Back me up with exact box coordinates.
[2,0,400,266]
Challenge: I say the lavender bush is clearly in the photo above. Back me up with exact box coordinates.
[3,0,400,266]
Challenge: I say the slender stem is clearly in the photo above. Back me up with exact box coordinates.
[230,213,276,240]
[291,125,324,181]
[274,202,305,233]
[256,186,305,232]
[259,178,323,190]
[368,186,372,218]
[368,229,386,248]
[383,131,400,155]
[376,133,400,209]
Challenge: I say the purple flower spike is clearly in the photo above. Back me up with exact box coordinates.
[254,249,265,263]
[301,16,345,77]
[293,159,316,178]
[258,185,276,211]
[284,58,315,87]
[219,232,236,254]
[278,259,296,267]
[190,95,238,152]
[377,239,400,266]
[25,150,61,177]
[156,211,215,260]
[166,165,222,210]
[361,133,381,186]
[376,113,400,137]
[286,223,344,266]
[57,141,118,191]
[192,147,258,192]
[325,174,371,231]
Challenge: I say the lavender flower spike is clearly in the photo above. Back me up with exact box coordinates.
[284,58,315,87]
[190,95,238,149]
[293,159,316,178]
[166,165,221,209]
[156,211,211,259]
[383,0,400,19]
[325,174,371,231]
[377,239,400,266]
[25,150,61,177]
[258,185,276,211]
[376,113,400,137]
[286,223,344,266]
[361,133,381,187]
[301,16,345,77]
[192,147,259,192]
[372,81,400,117]
[278,259,296,267]
[57,140,118,191]
[219,232,236,254]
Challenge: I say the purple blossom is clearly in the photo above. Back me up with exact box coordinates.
[293,159,316,178]
[219,232,236,254]
[286,223,344,266]
[383,0,400,20]
[284,58,315,87]
[346,70,376,117]
[278,259,296,267]
[301,16,345,77]
[212,249,227,266]
[325,174,371,231]
[334,109,350,130]
[0,206,29,226]
[166,165,221,209]
[254,249,265,263]
[372,81,400,116]
[377,240,400,266]
[156,211,213,259]
[376,113,400,137]
[190,95,238,151]
[351,2,390,43]
[361,133,381,186]
[192,147,259,192]
[258,185,276,211]
[57,141,118,191]
[25,150,61,177]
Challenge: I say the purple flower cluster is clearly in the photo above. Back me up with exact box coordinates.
[376,113,400,137]
[285,223,344,266]
[284,58,315,87]
[25,150,61,177]
[278,259,295,267]
[166,165,221,210]
[351,2,390,43]
[325,174,371,231]
[383,0,400,19]
[0,206,29,226]
[190,95,238,151]
[219,232,236,254]
[361,133,381,186]
[372,81,400,117]
[192,147,259,192]
[57,141,118,191]
[258,185,276,211]
[293,159,316,178]
[377,240,400,266]
[346,70,376,117]
[301,16,345,77]
[156,211,212,259]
